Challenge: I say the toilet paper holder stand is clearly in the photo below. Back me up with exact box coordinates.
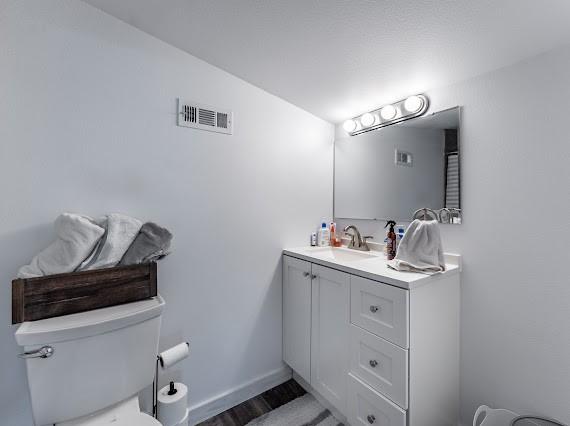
[153,342,190,419]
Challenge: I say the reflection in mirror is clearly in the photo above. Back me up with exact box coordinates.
[334,107,461,224]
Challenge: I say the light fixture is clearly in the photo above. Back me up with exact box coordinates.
[380,105,397,120]
[360,112,376,128]
[343,119,357,133]
[404,95,423,113]
[342,94,428,136]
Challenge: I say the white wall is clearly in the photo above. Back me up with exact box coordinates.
[0,1,333,424]
[336,46,570,424]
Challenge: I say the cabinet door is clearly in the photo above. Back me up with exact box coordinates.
[283,255,312,383]
[311,264,350,415]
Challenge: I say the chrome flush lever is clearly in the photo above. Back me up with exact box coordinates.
[18,346,54,359]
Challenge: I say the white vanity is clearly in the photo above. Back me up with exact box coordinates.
[282,245,460,426]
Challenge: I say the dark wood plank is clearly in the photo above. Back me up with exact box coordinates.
[12,279,25,324]
[150,261,158,296]
[11,262,157,324]
[197,379,307,426]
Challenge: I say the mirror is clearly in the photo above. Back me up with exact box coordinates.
[334,107,461,224]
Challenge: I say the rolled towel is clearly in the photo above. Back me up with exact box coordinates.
[78,213,143,271]
[18,213,105,278]
[387,219,445,274]
[119,222,173,265]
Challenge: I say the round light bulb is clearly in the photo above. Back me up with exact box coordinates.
[404,95,423,113]
[380,105,397,120]
[343,119,357,133]
[360,112,376,128]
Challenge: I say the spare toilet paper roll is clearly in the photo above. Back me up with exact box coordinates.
[159,342,189,369]
[157,382,188,426]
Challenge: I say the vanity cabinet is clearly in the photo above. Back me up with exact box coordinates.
[283,257,350,410]
[283,256,312,383]
[310,264,350,415]
[282,251,460,426]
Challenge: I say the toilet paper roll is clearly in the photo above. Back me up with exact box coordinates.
[159,342,189,369]
[157,382,188,426]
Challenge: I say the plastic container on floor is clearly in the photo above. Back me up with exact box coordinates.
[473,405,518,426]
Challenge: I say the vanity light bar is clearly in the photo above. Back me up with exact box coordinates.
[343,94,429,136]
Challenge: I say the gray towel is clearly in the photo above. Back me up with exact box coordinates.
[387,219,445,274]
[119,222,172,265]
[18,213,105,278]
[78,213,143,271]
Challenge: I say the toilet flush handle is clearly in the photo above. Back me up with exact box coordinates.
[18,346,54,359]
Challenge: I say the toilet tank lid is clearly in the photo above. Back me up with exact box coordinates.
[15,295,165,346]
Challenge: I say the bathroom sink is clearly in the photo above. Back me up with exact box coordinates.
[306,247,380,263]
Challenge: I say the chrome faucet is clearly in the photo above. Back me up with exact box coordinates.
[343,225,373,251]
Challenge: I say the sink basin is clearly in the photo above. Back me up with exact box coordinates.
[306,247,380,263]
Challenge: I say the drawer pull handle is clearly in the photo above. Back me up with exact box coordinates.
[303,272,310,277]
[369,305,380,313]
[367,414,376,424]
[369,359,378,368]
[311,274,318,280]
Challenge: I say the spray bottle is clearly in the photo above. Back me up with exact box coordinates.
[384,220,397,260]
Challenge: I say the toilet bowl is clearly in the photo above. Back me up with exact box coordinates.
[15,296,165,426]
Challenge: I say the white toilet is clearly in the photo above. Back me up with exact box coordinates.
[15,296,166,426]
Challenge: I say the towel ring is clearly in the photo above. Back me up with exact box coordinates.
[412,208,438,221]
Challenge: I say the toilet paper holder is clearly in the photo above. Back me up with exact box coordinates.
[153,342,190,419]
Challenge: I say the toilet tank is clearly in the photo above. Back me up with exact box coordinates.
[15,295,165,426]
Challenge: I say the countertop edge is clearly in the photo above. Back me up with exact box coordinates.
[282,248,460,291]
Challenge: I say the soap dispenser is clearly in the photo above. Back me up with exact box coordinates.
[385,220,397,260]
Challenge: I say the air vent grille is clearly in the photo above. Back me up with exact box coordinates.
[199,108,216,126]
[182,105,197,123]
[395,149,413,167]
[177,98,233,135]
[217,112,228,129]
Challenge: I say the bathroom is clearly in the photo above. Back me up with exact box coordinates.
[1,1,569,425]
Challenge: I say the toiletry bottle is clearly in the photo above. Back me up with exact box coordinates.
[310,232,317,246]
[330,222,341,247]
[317,222,330,247]
[385,220,397,260]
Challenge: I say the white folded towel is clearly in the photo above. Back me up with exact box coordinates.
[78,213,143,271]
[17,213,105,278]
[387,219,445,274]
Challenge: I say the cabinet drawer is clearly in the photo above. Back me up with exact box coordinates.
[348,373,406,426]
[350,276,409,348]
[349,325,408,408]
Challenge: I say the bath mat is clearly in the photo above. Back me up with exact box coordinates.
[245,393,344,426]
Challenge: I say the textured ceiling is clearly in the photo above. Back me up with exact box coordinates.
[83,0,570,123]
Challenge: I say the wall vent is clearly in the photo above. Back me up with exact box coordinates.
[395,149,413,167]
[177,98,233,135]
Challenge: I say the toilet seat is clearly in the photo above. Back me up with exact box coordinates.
[60,411,162,426]
[108,412,162,426]
[57,396,162,426]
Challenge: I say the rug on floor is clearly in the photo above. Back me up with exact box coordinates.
[244,393,344,426]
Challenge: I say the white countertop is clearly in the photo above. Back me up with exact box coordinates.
[283,246,460,290]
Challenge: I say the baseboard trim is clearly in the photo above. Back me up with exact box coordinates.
[188,365,293,425]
